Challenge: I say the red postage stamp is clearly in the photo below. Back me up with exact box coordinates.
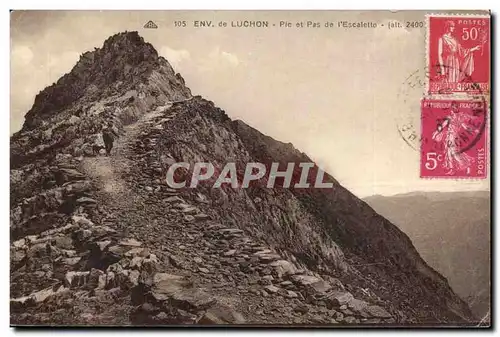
[420,99,487,178]
[427,14,490,95]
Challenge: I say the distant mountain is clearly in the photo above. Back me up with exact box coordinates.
[364,191,490,319]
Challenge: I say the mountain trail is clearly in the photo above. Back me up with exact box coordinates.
[81,106,171,196]
[75,103,353,324]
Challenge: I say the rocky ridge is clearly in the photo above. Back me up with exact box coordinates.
[10,31,475,326]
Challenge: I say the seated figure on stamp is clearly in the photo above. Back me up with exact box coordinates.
[432,103,480,175]
[438,20,481,83]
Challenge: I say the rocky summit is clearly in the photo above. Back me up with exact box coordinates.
[10,31,474,326]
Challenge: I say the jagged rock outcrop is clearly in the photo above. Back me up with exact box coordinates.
[10,31,474,326]
[11,31,191,170]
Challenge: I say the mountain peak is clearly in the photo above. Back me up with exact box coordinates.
[103,31,144,45]
[100,31,158,61]
[20,31,188,132]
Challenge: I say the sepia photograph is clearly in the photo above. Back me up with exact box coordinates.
[9,10,491,327]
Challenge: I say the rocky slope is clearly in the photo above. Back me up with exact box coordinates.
[364,192,490,320]
[10,31,476,326]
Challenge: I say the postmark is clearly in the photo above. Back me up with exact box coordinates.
[426,14,490,95]
[396,65,488,152]
[420,98,487,179]
[396,66,431,152]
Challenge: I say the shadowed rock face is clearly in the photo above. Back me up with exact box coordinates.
[10,31,475,326]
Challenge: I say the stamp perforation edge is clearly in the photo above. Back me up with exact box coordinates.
[424,12,491,98]
[419,97,490,180]
[420,12,491,180]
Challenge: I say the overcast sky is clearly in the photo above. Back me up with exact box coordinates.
[10,10,490,197]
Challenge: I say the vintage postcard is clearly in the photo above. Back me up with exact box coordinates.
[10,10,491,327]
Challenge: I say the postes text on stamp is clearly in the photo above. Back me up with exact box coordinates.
[427,14,490,95]
[420,99,487,179]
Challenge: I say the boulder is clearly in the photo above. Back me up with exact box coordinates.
[174,309,198,324]
[63,180,92,195]
[223,250,236,257]
[291,274,322,286]
[269,260,297,277]
[73,229,92,243]
[10,285,67,307]
[52,236,74,250]
[97,273,107,289]
[258,254,281,263]
[294,304,309,314]
[76,197,98,205]
[264,285,280,294]
[128,270,141,287]
[219,228,243,235]
[108,245,131,257]
[41,223,75,237]
[71,215,94,228]
[152,311,169,323]
[150,273,191,301]
[11,249,26,263]
[253,249,272,256]
[198,304,245,324]
[62,257,81,266]
[308,280,332,294]
[65,271,90,288]
[27,243,51,259]
[143,254,159,273]
[125,247,150,258]
[184,215,195,222]
[163,196,184,204]
[81,143,94,156]
[91,225,116,238]
[170,289,216,311]
[55,168,85,185]
[68,115,81,125]
[12,238,26,249]
[347,298,368,315]
[129,256,144,269]
[87,268,105,289]
[148,273,216,311]
[342,316,356,324]
[95,240,112,251]
[194,213,210,221]
[167,254,185,269]
[326,291,354,307]
[363,305,392,318]
[119,238,142,247]
[181,206,198,215]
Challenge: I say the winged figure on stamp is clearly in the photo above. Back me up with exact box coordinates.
[432,104,480,175]
[438,20,482,82]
